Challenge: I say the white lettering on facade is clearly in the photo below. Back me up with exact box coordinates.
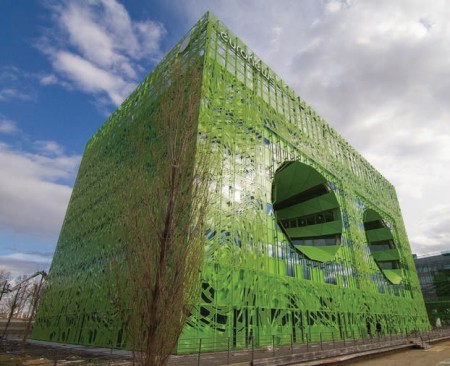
[219,31,273,83]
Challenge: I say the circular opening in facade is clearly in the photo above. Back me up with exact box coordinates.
[272,161,342,262]
[363,209,403,284]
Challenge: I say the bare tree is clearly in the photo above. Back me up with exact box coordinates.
[14,278,31,319]
[0,270,11,303]
[2,283,21,339]
[3,275,33,320]
[22,274,46,346]
[110,56,213,365]
[1,271,47,340]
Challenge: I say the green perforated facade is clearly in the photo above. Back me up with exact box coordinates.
[32,13,429,350]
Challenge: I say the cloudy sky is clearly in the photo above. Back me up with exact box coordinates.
[1,0,449,276]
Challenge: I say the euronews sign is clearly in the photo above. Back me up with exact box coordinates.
[219,31,273,83]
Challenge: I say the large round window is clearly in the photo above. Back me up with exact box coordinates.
[272,161,342,262]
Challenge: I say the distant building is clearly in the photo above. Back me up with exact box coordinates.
[414,251,450,325]
[32,12,429,350]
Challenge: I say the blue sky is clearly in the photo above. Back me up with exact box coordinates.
[1,0,450,276]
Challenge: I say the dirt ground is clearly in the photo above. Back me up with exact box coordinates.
[0,339,131,366]
[344,339,450,366]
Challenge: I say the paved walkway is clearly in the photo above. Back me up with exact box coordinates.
[343,339,450,366]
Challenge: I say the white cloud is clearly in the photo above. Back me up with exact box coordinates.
[61,2,117,69]
[0,142,80,238]
[0,253,51,276]
[4,252,52,264]
[0,119,18,134]
[40,0,166,106]
[324,0,354,14]
[0,66,36,102]
[411,204,450,254]
[34,140,65,156]
[52,51,134,105]
[0,87,34,102]
[39,74,58,86]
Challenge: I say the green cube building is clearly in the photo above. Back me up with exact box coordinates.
[32,13,429,350]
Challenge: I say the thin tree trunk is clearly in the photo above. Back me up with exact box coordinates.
[2,286,21,339]
[22,275,45,348]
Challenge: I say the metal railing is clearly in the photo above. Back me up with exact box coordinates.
[1,327,449,365]
[168,327,450,365]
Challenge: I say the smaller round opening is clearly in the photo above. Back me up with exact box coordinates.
[363,209,403,284]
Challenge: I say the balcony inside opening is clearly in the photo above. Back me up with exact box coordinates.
[363,209,403,285]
